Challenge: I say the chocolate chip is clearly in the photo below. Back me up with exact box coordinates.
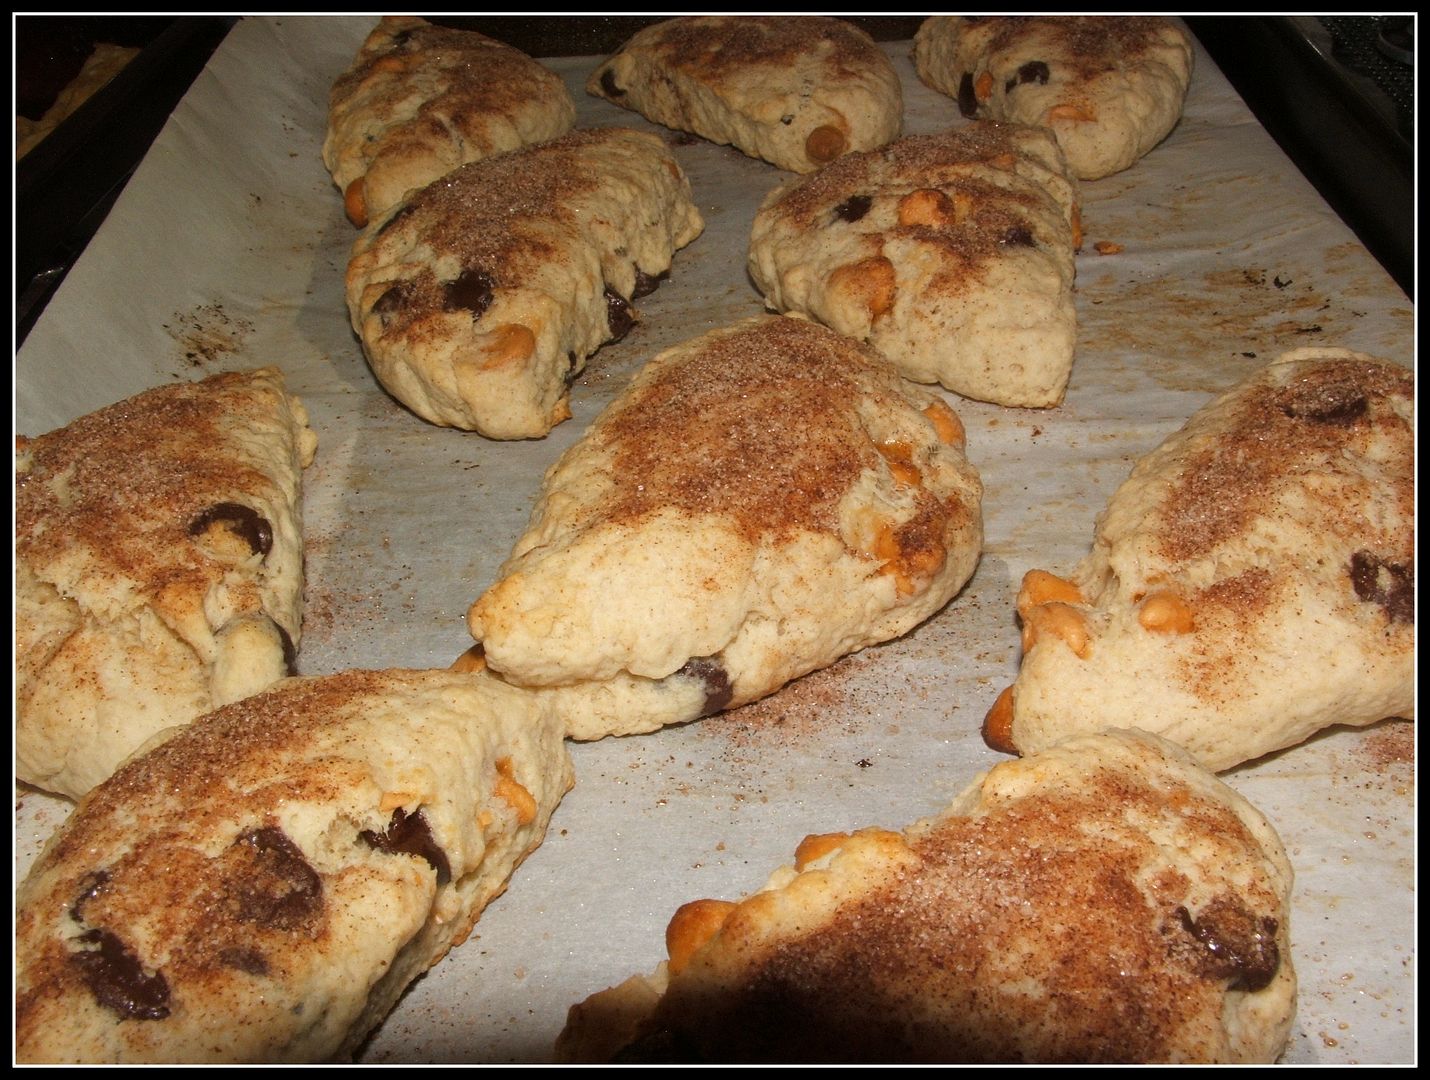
[1006,60,1050,95]
[71,928,171,1021]
[632,267,668,299]
[606,288,635,341]
[444,268,495,319]
[228,827,323,931]
[71,869,110,924]
[957,72,978,118]
[1349,551,1414,624]
[833,195,872,223]
[275,620,297,676]
[678,656,733,718]
[188,502,273,558]
[218,946,270,976]
[780,114,794,125]
[359,807,451,884]
[1174,902,1280,992]
[372,283,410,325]
[600,68,624,97]
[1281,386,1368,426]
[1001,225,1035,247]
[564,351,582,389]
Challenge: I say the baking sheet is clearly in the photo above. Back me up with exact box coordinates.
[13,16,1415,1064]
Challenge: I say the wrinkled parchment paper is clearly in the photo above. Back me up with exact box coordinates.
[14,16,1414,1064]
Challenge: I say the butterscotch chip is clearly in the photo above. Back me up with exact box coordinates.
[15,668,574,1063]
[999,348,1414,771]
[344,127,704,438]
[323,16,576,226]
[557,729,1296,1063]
[749,123,1079,408]
[913,16,1194,180]
[587,16,902,172]
[467,315,983,739]
[15,368,317,800]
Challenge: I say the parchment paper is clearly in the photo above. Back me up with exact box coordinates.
[14,16,1415,1064]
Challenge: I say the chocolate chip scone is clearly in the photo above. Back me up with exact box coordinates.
[748,122,1080,408]
[323,16,576,227]
[466,315,983,739]
[15,668,574,1063]
[557,728,1296,1063]
[587,16,903,173]
[914,16,1194,180]
[985,349,1414,772]
[15,368,318,801]
[345,126,704,439]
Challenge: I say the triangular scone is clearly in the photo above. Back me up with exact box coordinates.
[557,729,1296,1063]
[15,668,574,1064]
[323,16,576,227]
[467,315,983,739]
[587,16,902,173]
[749,123,1080,408]
[914,16,1194,181]
[15,368,318,800]
[985,349,1414,772]
[345,127,704,439]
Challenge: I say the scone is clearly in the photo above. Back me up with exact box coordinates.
[913,16,1194,180]
[748,122,1080,408]
[15,668,574,1064]
[324,15,576,227]
[15,368,318,801]
[557,728,1296,1063]
[345,126,704,439]
[985,349,1414,772]
[587,16,903,173]
[467,315,983,739]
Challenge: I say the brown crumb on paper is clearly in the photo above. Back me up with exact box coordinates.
[163,303,255,367]
[1094,240,1123,255]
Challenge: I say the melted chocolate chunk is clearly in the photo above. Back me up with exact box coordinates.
[957,72,978,118]
[71,869,111,924]
[1282,390,1368,426]
[188,502,273,558]
[1005,60,1050,93]
[71,929,171,1021]
[228,827,323,931]
[1174,903,1280,992]
[780,114,794,126]
[359,807,451,885]
[678,656,733,718]
[632,267,668,299]
[218,946,270,976]
[444,268,496,319]
[275,620,297,675]
[564,351,582,389]
[833,194,872,223]
[375,202,415,240]
[1001,225,1035,247]
[1349,551,1414,624]
[606,288,635,341]
[600,68,625,97]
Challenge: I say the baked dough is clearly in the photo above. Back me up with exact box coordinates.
[557,728,1296,1063]
[15,668,574,1064]
[467,314,983,740]
[345,126,704,439]
[15,368,318,801]
[985,348,1414,771]
[913,16,1194,180]
[324,16,577,227]
[748,122,1080,408]
[587,15,902,173]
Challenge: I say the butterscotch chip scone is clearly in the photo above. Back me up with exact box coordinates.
[748,122,1080,408]
[557,728,1296,1063]
[323,15,576,227]
[467,315,983,739]
[15,368,318,801]
[913,16,1194,181]
[587,15,903,173]
[15,668,574,1064]
[985,349,1414,772]
[345,126,704,439]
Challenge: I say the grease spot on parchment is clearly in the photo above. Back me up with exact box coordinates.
[163,302,254,368]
